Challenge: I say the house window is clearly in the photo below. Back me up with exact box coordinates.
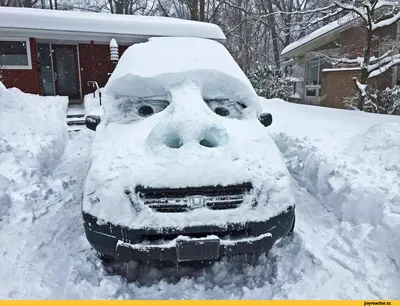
[0,39,32,69]
[305,55,331,98]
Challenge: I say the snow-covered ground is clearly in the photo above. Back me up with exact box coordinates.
[0,91,399,299]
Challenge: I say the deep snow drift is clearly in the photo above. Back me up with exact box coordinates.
[262,98,400,271]
[0,84,68,222]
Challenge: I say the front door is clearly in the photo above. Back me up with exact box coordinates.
[52,45,80,100]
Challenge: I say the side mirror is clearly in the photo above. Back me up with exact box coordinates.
[259,113,273,127]
[85,115,101,131]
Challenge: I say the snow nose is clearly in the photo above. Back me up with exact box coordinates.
[199,126,228,148]
[164,132,183,149]
[147,123,228,150]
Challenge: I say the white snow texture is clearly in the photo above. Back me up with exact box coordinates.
[0,82,399,299]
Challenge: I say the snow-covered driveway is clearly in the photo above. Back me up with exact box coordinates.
[1,131,398,298]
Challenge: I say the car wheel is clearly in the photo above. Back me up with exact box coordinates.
[97,252,115,264]
[287,215,295,236]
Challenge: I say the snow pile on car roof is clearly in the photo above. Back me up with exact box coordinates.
[262,98,400,270]
[106,37,255,99]
[0,85,68,217]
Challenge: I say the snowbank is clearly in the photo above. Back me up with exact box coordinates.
[0,85,68,219]
[261,98,400,268]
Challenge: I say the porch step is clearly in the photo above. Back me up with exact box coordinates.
[67,119,86,126]
[67,113,85,119]
[68,125,85,133]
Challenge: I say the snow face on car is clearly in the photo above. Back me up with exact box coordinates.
[83,37,294,228]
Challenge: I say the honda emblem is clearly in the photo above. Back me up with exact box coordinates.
[188,196,206,209]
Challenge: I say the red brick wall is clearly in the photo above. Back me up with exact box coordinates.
[0,38,40,94]
[79,42,129,97]
[320,69,394,109]
[339,23,397,58]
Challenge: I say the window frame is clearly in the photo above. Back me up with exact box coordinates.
[0,38,32,70]
[305,54,331,99]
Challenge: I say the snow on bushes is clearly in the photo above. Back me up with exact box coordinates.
[261,98,400,268]
[247,65,292,100]
[0,84,68,220]
[345,85,400,115]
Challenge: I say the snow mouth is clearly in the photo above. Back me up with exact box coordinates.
[131,183,253,213]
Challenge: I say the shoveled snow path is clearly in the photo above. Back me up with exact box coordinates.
[0,130,397,299]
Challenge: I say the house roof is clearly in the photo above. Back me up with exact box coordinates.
[281,2,393,59]
[281,14,356,58]
[0,7,226,44]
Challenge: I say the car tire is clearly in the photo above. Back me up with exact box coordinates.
[287,215,295,236]
[97,252,115,264]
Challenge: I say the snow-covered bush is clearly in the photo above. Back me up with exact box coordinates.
[247,65,292,100]
[345,85,400,115]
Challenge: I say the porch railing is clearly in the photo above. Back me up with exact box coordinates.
[87,81,102,105]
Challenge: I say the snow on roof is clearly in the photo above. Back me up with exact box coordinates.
[281,2,392,58]
[0,7,226,43]
[281,14,355,58]
[322,67,361,72]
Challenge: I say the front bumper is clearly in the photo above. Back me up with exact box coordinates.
[83,205,295,263]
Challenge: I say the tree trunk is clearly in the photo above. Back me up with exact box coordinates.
[115,0,124,14]
[358,27,373,110]
[266,1,280,69]
[199,0,205,21]
[188,0,199,21]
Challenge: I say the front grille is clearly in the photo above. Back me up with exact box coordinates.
[142,228,250,242]
[135,183,252,213]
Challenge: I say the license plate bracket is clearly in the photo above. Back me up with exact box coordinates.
[176,238,220,262]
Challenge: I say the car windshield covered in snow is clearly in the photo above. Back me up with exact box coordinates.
[102,37,261,124]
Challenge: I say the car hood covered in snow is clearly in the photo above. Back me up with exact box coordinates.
[83,37,294,229]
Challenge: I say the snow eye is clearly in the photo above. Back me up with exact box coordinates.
[205,99,246,119]
[138,105,154,117]
[214,107,230,117]
[138,100,169,118]
[116,98,169,122]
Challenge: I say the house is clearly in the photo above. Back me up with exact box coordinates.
[281,12,399,109]
[0,7,225,104]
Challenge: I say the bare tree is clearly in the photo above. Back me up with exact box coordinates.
[316,0,400,110]
[0,0,39,7]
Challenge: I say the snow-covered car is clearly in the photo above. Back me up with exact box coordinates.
[82,37,295,264]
